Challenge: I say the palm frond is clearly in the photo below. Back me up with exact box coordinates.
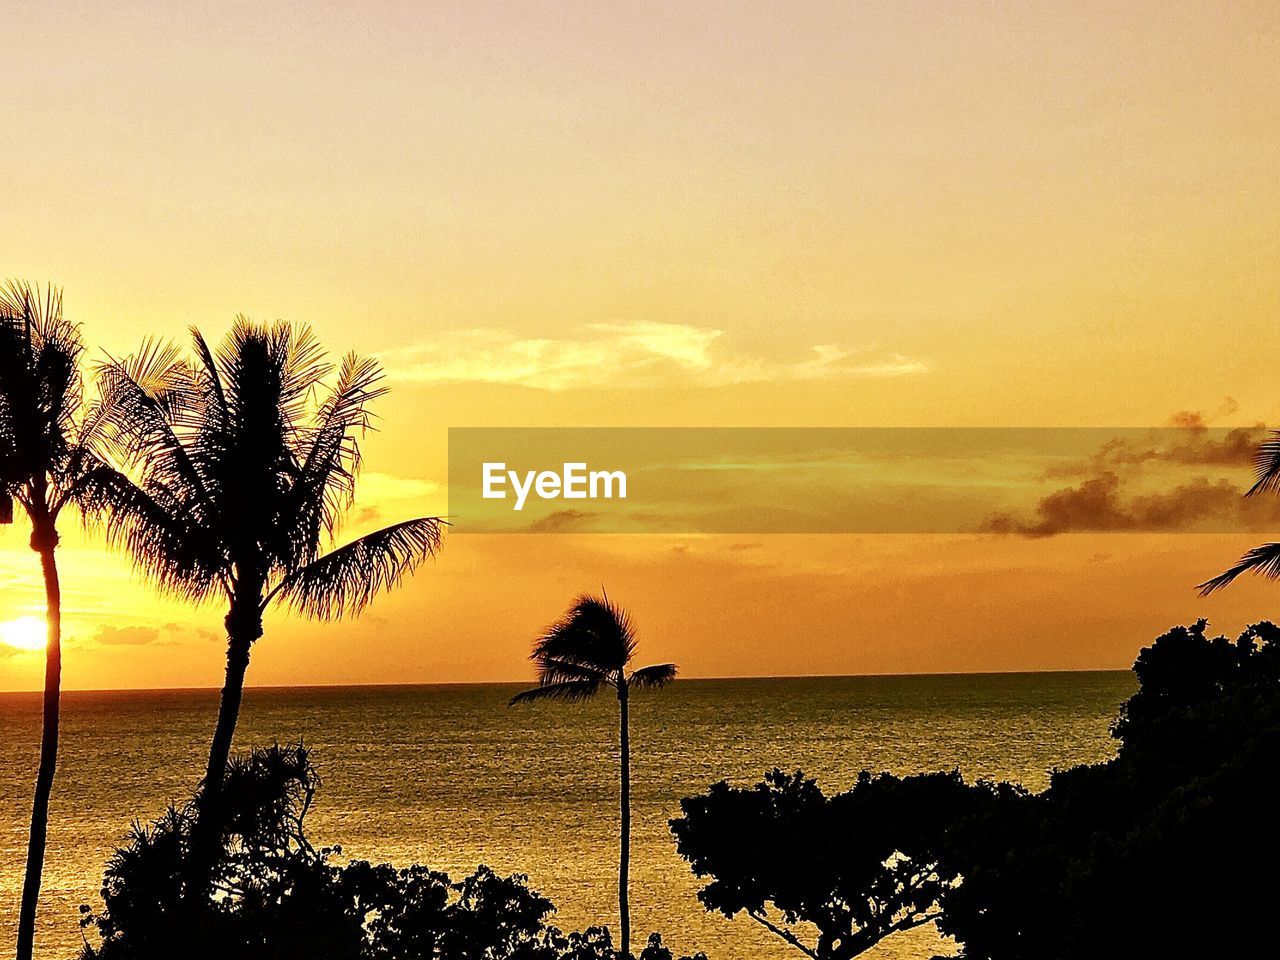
[628,662,678,689]
[89,319,437,625]
[532,655,613,686]
[1249,431,1280,497]
[516,594,677,711]
[215,320,295,473]
[1198,542,1280,595]
[270,321,331,417]
[316,352,387,437]
[98,338,192,424]
[509,678,605,706]
[218,319,331,443]
[64,458,126,517]
[269,517,443,620]
[0,280,90,514]
[61,386,132,507]
[189,327,229,434]
[86,464,229,603]
[531,593,637,676]
[95,341,203,485]
[0,280,65,338]
[273,351,388,567]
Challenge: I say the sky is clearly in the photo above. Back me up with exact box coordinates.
[1,1,1279,690]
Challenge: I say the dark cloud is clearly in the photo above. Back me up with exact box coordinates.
[1215,396,1241,419]
[1168,410,1208,431]
[982,473,1280,537]
[1169,397,1239,431]
[1044,425,1265,480]
[354,505,383,525]
[981,411,1280,536]
[525,510,595,533]
[1146,425,1262,467]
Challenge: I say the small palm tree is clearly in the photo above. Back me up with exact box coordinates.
[95,320,443,864]
[1200,431,1280,594]
[1,281,128,960]
[510,593,676,960]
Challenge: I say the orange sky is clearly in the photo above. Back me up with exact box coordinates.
[2,1,1279,690]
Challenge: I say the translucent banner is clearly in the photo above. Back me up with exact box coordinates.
[446,426,1277,534]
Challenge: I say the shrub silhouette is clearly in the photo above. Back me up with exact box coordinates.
[80,744,701,960]
[673,620,1280,959]
[940,619,1280,959]
[672,768,1001,960]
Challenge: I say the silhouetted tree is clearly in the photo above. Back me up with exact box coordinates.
[79,744,703,960]
[94,320,443,886]
[510,594,677,960]
[0,281,134,960]
[938,619,1280,959]
[672,769,993,960]
[671,620,1280,959]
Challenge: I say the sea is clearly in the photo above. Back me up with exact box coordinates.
[0,673,1134,960]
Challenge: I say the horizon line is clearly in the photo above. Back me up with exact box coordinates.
[0,665,1133,697]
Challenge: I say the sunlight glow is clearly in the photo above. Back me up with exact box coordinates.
[0,616,47,652]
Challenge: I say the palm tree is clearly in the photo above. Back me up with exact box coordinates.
[1200,430,1280,594]
[510,593,676,960]
[95,319,443,870]
[1,281,126,960]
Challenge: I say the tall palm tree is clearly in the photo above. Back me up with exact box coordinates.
[510,594,676,960]
[1200,430,1280,594]
[95,319,443,865]
[1,281,126,960]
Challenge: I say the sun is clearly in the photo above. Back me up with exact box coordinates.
[0,616,47,651]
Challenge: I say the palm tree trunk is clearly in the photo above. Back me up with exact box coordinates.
[618,683,631,960]
[205,632,252,797]
[16,532,61,960]
[185,604,258,906]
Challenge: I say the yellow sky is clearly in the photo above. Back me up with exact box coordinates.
[2,1,1279,689]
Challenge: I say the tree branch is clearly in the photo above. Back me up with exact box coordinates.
[747,910,820,960]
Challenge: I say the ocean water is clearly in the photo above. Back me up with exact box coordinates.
[0,673,1133,960]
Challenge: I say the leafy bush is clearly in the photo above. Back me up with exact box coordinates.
[673,620,1280,960]
[80,744,701,960]
[672,768,998,959]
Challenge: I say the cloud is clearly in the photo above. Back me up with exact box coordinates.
[710,343,930,385]
[1169,410,1209,431]
[981,412,1280,536]
[94,624,162,646]
[92,622,217,646]
[379,323,928,390]
[354,505,383,525]
[1043,423,1264,481]
[526,509,596,532]
[1169,397,1239,431]
[1214,396,1241,419]
[351,472,442,527]
[358,472,441,500]
[980,473,1264,537]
